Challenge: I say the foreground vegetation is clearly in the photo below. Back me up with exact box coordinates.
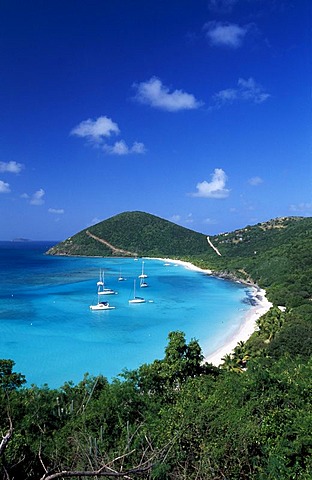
[1,213,311,478]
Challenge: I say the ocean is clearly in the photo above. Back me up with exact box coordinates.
[0,241,253,388]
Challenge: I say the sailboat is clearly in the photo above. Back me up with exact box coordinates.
[97,270,117,295]
[118,268,126,281]
[90,295,115,310]
[129,279,145,304]
[140,277,148,288]
[138,261,148,279]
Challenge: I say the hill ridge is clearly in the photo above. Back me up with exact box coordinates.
[46,211,209,258]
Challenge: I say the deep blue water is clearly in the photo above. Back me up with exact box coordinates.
[0,242,252,388]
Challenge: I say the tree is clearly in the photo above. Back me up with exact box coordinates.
[0,360,26,392]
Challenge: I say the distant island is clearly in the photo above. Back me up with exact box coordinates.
[12,237,31,242]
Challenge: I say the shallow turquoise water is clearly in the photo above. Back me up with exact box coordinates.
[0,242,252,388]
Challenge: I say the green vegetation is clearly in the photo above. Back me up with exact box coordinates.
[0,336,311,479]
[1,212,310,478]
[46,211,209,257]
[47,212,312,312]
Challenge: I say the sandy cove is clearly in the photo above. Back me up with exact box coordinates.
[152,257,273,367]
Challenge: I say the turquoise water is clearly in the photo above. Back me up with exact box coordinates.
[0,242,252,388]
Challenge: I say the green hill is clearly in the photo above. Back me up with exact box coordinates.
[195,216,312,309]
[46,210,209,257]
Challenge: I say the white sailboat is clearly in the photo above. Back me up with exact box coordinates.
[90,296,115,310]
[90,282,116,310]
[118,268,126,281]
[138,261,148,279]
[90,271,117,309]
[140,277,148,288]
[129,279,145,304]
[97,270,117,295]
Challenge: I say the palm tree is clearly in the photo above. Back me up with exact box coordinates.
[220,353,244,373]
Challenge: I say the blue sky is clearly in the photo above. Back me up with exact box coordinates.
[0,0,311,240]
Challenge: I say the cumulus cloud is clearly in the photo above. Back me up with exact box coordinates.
[191,168,230,198]
[0,180,10,193]
[248,176,263,186]
[29,189,45,206]
[212,77,270,108]
[131,142,146,154]
[204,21,250,48]
[71,116,120,142]
[133,77,203,112]
[103,140,146,156]
[71,116,145,155]
[0,161,24,173]
[48,208,64,214]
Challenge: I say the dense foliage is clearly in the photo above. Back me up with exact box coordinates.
[0,335,311,479]
[46,211,209,257]
[1,213,311,478]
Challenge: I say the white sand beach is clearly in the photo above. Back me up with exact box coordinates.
[152,257,273,367]
[157,257,213,275]
[205,287,272,366]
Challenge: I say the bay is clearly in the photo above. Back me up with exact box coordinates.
[0,242,252,388]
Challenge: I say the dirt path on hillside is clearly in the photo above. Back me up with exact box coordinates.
[86,230,136,256]
[207,236,222,256]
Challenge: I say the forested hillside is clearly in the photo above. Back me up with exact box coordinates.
[46,211,209,257]
[191,216,312,309]
[1,213,311,479]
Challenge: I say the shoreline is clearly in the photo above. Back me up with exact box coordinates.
[205,287,272,366]
[152,257,273,367]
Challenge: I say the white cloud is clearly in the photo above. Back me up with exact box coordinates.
[248,176,263,186]
[131,141,146,154]
[48,208,64,214]
[71,116,120,142]
[103,140,146,155]
[203,217,217,225]
[0,161,23,173]
[29,189,45,206]
[71,116,145,155]
[103,140,128,155]
[0,180,10,193]
[212,77,270,108]
[133,77,203,112]
[191,168,230,198]
[238,78,270,103]
[185,213,194,224]
[204,21,249,48]
[289,202,312,213]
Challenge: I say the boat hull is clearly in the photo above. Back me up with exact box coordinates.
[90,303,115,310]
[129,298,145,304]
